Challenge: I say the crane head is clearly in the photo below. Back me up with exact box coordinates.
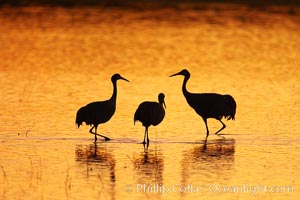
[169,69,190,78]
[112,73,130,82]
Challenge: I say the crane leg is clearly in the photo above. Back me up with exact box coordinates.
[89,126,97,142]
[142,127,147,145]
[89,125,111,142]
[215,120,226,135]
[142,127,150,145]
[203,118,209,137]
[146,127,150,144]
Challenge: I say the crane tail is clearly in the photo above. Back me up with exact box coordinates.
[134,108,141,126]
[223,95,236,120]
[134,117,139,126]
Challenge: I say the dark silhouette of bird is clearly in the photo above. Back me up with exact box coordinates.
[76,73,129,142]
[134,93,166,145]
[170,69,236,137]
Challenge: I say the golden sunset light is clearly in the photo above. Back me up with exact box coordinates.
[0,0,299,199]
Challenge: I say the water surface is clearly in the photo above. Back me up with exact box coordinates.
[0,4,299,200]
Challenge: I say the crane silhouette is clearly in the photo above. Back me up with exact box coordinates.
[76,73,129,142]
[170,69,236,137]
[134,93,166,146]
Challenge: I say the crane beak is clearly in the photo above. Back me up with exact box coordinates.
[163,100,166,109]
[169,72,181,77]
[120,76,130,82]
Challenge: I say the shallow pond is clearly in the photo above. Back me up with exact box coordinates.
[0,4,299,200]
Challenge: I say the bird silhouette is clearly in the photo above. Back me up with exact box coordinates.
[76,73,129,142]
[134,93,166,146]
[170,69,236,137]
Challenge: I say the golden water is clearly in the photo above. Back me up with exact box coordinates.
[0,4,299,200]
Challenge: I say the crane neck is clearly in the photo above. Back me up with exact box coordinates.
[110,79,118,102]
[182,75,190,97]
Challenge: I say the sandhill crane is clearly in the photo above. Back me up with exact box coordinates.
[170,69,236,137]
[76,73,129,142]
[134,93,166,145]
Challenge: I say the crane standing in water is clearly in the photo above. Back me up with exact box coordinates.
[76,73,129,142]
[134,93,166,146]
[170,69,236,137]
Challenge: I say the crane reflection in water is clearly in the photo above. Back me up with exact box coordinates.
[131,146,164,189]
[75,143,116,199]
[180,137,235,189]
